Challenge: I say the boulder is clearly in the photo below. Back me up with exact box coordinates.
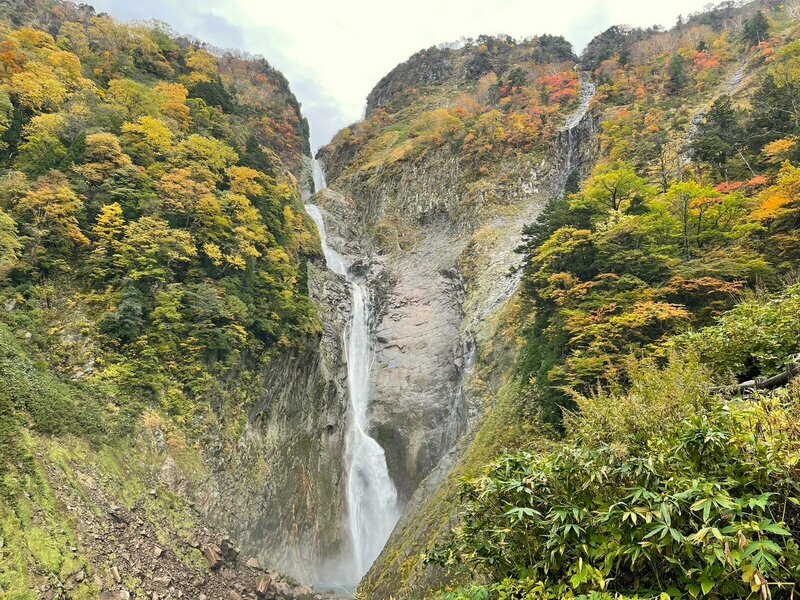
[220,537,240,562]
[255,575,272,597]
[202,545,223,569]
[292,585,314,599]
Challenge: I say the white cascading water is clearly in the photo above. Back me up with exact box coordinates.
[306,160,399,584]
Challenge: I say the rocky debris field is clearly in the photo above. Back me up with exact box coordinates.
[29,444,345,600]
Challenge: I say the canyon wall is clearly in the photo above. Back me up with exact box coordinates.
[316,40,600,595]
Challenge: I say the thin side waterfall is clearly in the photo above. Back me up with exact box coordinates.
[564,74,596,175]
[306,160,399,585]
[482,76,597,320]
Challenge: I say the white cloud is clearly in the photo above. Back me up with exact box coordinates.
[90,0,712,150]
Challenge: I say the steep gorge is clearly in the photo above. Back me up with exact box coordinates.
[308,40,601,595]
[172,34,604,590]
[5,1,800,598]
[316,38,595,506]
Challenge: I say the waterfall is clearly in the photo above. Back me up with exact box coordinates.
[306,159,399,585]
[564,74,596,176]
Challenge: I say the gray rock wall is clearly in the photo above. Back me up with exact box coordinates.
[161,260,353,584]
[318,104,598,506]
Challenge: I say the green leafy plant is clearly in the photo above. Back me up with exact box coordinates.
[431,358,800,599]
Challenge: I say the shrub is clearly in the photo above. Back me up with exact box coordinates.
[678,284,800,380]
[431,358,800,599]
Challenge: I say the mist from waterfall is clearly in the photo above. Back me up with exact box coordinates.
[306,160,399,585]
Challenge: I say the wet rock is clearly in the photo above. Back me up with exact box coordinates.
[292,585,314,599]
[201,259,352,582]
[273,580,291,596]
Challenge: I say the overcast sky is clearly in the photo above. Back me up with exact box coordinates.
[89,0,713,150]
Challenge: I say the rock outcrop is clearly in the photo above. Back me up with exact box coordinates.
[318,46,599,595]
[365,37,577,117]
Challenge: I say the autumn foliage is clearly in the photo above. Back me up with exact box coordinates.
[0,2,318,416]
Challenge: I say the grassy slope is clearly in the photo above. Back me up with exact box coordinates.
[0,323,224,597]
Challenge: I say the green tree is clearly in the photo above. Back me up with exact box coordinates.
[114,216,196,282]
[573,164,654,214]
[16,114,69,177]
[690,95,741,178]
[0,208,21,276]
[107,78,160,119]
[742,10,769,47]
[665,181,718,258]
[667,54,689,94]
[121,116,174,166]
[0,89,13,152]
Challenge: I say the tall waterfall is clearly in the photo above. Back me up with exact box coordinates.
[563,74,596,175]
[306,160,399,584]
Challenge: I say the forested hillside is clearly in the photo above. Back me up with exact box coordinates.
[516,1,800,424]
[0,0,318,410]
[0,1,332,597]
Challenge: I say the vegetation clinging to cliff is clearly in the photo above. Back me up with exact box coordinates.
[322,33,585,216]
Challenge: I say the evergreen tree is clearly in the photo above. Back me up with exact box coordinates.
[507,67,527,89]
[690,95,741,177]
[742,10,769,47]
[667,54,689,94]
[747,74,799,151]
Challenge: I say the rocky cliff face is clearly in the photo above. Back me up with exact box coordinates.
[358,100,598,598]
[209,262,352,581]
[317,41,599,592]
[318,44,599,532]
[311,183,469,502]
[133,255,352,584]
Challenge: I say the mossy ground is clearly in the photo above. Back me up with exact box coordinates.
[0,322,224,597]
